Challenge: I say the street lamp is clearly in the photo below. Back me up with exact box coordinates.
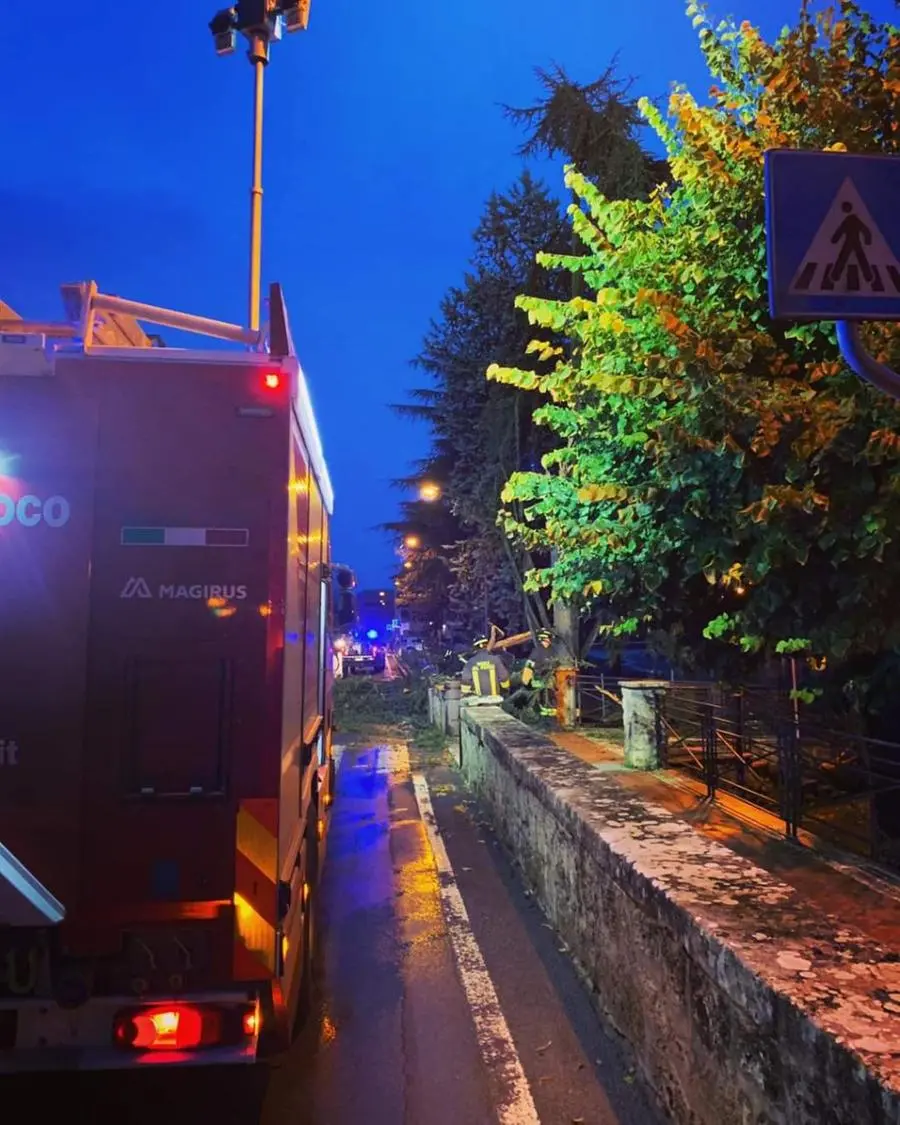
[404,534,421,549]
[418,482,441,503]
[208,1,311,333]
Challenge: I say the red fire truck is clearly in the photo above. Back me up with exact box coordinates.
[0,280,335,1069]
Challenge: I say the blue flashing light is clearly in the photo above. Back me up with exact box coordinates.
[0,449,20,478]
[366,629,378,640]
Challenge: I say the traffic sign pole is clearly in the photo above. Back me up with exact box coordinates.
[835,320,900,399]
[765,148,900,400]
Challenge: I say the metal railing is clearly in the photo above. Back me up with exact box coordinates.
[656,689,900,870]
[0,280,266,350]
[575,674,623,726]
[658,691,785,816]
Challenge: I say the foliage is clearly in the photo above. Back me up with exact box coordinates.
[393,69,668,646]
[410,724,448,754]
[383,470,460,640]
[504,63,668,200]
[333,673,428,732]
[446,535,524,640]
[394,172,572,639]
[491,2,900,691]
[393,547,453,637]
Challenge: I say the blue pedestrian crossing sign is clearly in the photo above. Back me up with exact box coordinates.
[765,149,900,322]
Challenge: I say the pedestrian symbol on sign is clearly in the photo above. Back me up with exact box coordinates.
[0,740,19,766]
[790,177,900,298]
[829,202,873,287]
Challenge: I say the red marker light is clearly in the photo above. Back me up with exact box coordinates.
[114,1005,211,1051]
[112,1002,257,1052]
[263,372,283,391]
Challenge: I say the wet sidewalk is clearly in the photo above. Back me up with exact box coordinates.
[550,729,900,948]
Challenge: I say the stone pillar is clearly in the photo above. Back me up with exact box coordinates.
[444,682,461,736]
[459,696,503,769]
[428,685,438,727]
[621,680,667,770]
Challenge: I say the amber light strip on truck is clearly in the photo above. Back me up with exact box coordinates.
[120,526,250,547]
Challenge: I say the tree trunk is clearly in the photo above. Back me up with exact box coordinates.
[500,528,550,634]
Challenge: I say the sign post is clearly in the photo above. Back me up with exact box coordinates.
[765,149,900,398]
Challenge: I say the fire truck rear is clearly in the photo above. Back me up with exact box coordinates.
[0,281,335,1070]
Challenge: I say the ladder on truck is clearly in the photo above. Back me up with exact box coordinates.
[0,279,294,355]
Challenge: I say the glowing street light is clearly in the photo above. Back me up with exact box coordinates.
[404,534,421,549]
[418,482,441,503]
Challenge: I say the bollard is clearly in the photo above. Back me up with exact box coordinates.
[555,666,578,729]
[621,680,667,770]
[444,681,461,736]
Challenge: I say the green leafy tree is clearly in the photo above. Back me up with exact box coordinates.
[396,172,572,640]
[504,63,670,675]
[395,68,672,653]
[491,2,900,704]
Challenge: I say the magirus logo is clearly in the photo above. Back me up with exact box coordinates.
[120,577,153,599]
[120,577,248,601]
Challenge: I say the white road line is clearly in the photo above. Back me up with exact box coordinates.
[412,773,541,1125]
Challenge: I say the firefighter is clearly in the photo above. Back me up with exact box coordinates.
[460,637,511,697]
[507,629,561,716]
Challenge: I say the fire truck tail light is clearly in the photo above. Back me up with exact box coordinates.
[262,371,283,391]
[113,1002,257,1052]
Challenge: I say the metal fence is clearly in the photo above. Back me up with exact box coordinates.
[656,688,900,870]
[575,674,624,726]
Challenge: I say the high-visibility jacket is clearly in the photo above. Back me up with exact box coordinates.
[461,652,510,696]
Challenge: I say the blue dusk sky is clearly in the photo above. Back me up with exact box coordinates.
[2,0,896,585]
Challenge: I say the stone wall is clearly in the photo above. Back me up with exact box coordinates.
[460,705,900,1125]
[427,683,462,737]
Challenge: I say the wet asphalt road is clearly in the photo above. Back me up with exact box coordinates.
[2,735,665,1125]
